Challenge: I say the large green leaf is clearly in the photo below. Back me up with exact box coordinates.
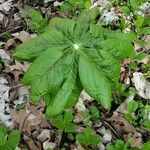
[100,39,135,60]
[13,30,65,61]
[28,48,74,103]
[46,60,82,116]
[82,47,120,85]
[14,17,135,116]
[79,54,111,109]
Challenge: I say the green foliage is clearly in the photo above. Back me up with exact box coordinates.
[124,100,139,125]
[82,111,92,127]
[124,100,150,130]
[20,9,48,34]
[129,0,144,10]
[0,125,20,150]
[119,0,150,38]
[60,0,92,17]
[107,139,130,150]
[107,139,150,150]
[78,6,99,24]
[76,127,100,146]
[14,11,135,117]
[53,111,76,133]
[89,106,101,122]
[112,83,127,104]
[29,10,48,34]
[82,106,101,126]
[135,16,150,36]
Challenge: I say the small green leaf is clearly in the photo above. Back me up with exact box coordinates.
[127,100,138,113]
[76,127,100,146]
[143,140,150,150]
[139,27,150,35]
[83,0,92,9]
[7,130,20,150]
[53,111,76,133]
[134,53,149,61]
[0,127,20,150]
[135,15,144,32]
[78,6,99,24]
[28,10,48,33]
[130,0,140,9]
[107,140,127,150]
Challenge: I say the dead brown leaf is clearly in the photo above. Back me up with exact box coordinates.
[4,38,15,50]
[26,137,41,150]
[4,61,29,83]
[107,114,143,148]
[11,103,51,134]
[15,31,30,42]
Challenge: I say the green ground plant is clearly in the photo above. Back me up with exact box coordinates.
[0,125,20,150]
[76,127,100,146]
[124,100,150,131]
[107,139,150,150]
[60,0,92,17]
[53,111,76,133]
[13,7,135,117]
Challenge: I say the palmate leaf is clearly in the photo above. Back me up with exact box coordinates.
[14,17,135,117]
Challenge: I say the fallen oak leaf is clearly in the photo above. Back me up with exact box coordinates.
[11,103,51,134]
[4,61,28,73]
[4,38,15,50]
[107,113,143,148]
[4,61,29,83]
[25,137,41,150]
[15,31,30,42]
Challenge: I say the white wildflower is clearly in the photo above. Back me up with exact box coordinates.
[100,9,119,25]
[54,1,63,7]
[139,2,150,16]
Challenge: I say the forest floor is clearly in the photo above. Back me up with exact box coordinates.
[0,0,150,150]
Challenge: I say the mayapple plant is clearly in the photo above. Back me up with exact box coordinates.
[13,7,135,117]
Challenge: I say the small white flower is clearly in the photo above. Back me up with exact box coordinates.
[54,1,62,7]
[139,2,150,16]
[100,9,119,25]
[44,0,53,3]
